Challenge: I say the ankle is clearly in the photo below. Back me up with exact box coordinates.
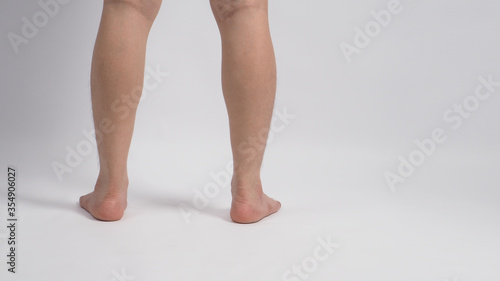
[96,173,129,190]
[231,177,264,200]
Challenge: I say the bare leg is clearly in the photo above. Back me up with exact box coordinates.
[210,0,281,223]
[80,0,162,221]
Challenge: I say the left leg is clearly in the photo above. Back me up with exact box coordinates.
[79,0,162,221]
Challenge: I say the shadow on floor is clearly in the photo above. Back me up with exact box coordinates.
[129,185,233,223]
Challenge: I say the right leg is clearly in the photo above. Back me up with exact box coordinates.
[210,0,281,223]
[80,0,162,221]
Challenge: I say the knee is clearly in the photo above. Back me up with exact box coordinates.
[104,0,162,21]
[210,0,266,22]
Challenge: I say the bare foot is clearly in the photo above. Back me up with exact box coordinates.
[79,180,128,221]
[230,181,281,224]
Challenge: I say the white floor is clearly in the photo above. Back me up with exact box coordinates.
[1,141,499,281]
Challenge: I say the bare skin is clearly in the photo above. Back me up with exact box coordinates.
[80,0,281,223]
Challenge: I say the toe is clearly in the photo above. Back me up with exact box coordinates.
[269,199,281,214]
[79,193,90,209]
[274,200,281,211]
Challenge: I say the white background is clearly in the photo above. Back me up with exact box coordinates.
[1,0,499,280]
